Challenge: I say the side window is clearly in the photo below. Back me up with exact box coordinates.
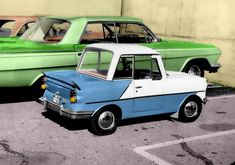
[134,56,152,79]
[116,23,148,43]
[114,56,133,79]
[134,55,162,80]
[80,23,116,44]
[0,21,15,36]
[17,22,35,36]
[44,21,70,43]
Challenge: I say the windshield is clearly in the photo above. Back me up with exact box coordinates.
[78,49,113,79]
[20,18,70,43]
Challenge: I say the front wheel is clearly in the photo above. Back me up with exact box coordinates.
[184,64,204,77]
[90,109,119,135]
[178,97,202,122]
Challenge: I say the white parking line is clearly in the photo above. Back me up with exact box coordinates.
[134,129,235,165]
[207,94,235,100]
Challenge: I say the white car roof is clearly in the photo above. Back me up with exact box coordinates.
[85,43,160,56]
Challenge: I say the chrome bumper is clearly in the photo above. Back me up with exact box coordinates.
[209,63,221,73]
[39,97,93,119]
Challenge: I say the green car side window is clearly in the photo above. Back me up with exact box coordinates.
[80,23,116,44]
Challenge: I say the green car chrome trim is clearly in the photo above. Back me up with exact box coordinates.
[0,16,221,87]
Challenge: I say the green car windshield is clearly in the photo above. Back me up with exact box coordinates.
[78,50,113,79]
[20,18,70,43]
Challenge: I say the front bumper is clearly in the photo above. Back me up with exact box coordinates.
[208,63,221,73]
[39,97,93,120]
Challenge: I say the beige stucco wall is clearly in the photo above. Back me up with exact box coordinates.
[1,0,234,86]
[123,0,235,87]
[0,0,121,16]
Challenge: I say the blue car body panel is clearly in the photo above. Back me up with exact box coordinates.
[43,70,196,120]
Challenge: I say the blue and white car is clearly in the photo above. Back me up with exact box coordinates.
[40,43,207,135]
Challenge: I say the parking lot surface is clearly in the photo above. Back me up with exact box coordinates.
[0,87,234,165]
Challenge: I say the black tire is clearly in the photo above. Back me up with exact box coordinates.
[184,63,204,77]
[178,97,202,122]
[90,109,120,136]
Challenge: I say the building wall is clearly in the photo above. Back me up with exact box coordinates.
[123,0,235,87]
[1,0,234,86]
[0,0,121,16]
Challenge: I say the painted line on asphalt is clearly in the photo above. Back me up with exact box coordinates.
[134,129,235,165]
[208,94,235,100]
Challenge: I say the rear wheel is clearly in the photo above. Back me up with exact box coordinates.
[90,109,120,135]
[184,64,204,77]
[179,97,202,122]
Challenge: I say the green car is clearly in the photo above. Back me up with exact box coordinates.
[0,16,221,87]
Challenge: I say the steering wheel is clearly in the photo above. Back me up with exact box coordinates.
[106,32,116,39]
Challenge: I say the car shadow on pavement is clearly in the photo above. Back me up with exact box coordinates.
[119,113,175,127]
[42,111,90,131]
[42,110,174,133]
[206,86,235,97]
[0,87,43,104]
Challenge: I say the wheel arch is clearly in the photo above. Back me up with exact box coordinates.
[171,94,203,119]
[92,104,122,120]
[181,58,211,72]
[179,94,203,111]
[29,73,44,87]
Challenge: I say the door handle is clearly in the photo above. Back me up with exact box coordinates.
[135,86,143,89]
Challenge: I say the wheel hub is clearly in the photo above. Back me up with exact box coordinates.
[98,111,115,130]
[188,65,201,76]
[184,101,198,117]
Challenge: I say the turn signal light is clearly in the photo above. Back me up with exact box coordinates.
[70,96,77,103]
[41,77,48,90]
[70,89,77,103]
[41,84,47,90]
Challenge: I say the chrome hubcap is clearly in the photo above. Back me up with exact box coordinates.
[184,101,198,117]
[98,111,115,130]
[188,65,201,76]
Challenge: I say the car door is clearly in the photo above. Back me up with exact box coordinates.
[133,55,165,113]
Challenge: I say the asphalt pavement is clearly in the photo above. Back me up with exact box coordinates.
[0,84,234,165]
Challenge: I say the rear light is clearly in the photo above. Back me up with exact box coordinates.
[41,77,47,90]
[70,89,77,103]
